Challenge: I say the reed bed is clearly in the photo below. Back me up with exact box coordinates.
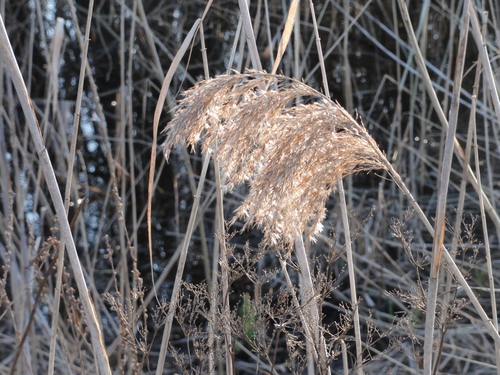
[1,1,500,374]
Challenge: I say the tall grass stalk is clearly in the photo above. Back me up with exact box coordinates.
[0,13,111,375]
[238,0,262,71]
[155,153,211,375]
[473,82,500,374]
[397,1,500,370]
[468,1,500,120]
[423,1,469,373]
[437,28,480,374]
[397,0,500,232]
[271,0,298,75]
[280,3,331,372]
[294,234,328,374]
[469,14,500,368]
[199,22,218,375]
[309,1,363,372]
[48,15,81,375]
[150,19,201,375]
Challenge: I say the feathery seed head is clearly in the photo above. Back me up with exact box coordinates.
[162,71,386,247]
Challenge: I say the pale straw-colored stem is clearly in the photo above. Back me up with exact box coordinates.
[310,0,360,371]
[0,13,111,375]
[271,0,299,75]
[151,19,201,375]
[422,1,469,373]
[437,27,480,373]
[238,0,262,71]
[149,17,200,294]
[198,23,219,375]
[396,0,500,234]
[338,179,363,375]
[155,153,211,375]
[472,79,500,375]
[294,234,330,374]
[209,163,223,375]
[468,1,500,122]
[214,158,233,375]
[48,14,84,375]
[277,256,317,359]
[341,340,349,375]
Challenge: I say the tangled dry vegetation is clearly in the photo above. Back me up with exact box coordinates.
[1,0,500,374]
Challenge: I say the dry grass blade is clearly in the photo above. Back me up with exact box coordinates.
[271,0,299,74]
[151,19,202,375]
[49,13,84,375]
[0,13,111,375]
[422,0,470,372]
[162,71,386,246]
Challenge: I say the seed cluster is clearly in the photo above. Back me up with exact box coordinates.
[163,71,386,246]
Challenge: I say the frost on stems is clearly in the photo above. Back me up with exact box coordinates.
[162,71,386,247]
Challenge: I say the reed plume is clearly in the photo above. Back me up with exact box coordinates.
[163,71,386,246]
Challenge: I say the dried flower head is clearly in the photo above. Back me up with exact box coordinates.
[162,71,386,246]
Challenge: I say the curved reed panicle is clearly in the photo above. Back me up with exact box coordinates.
[162,71,386,246]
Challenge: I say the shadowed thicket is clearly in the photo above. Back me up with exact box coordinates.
[162,71,386,246]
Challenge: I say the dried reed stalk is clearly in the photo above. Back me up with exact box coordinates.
[163,71,386,247]
[0,13,111,375]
